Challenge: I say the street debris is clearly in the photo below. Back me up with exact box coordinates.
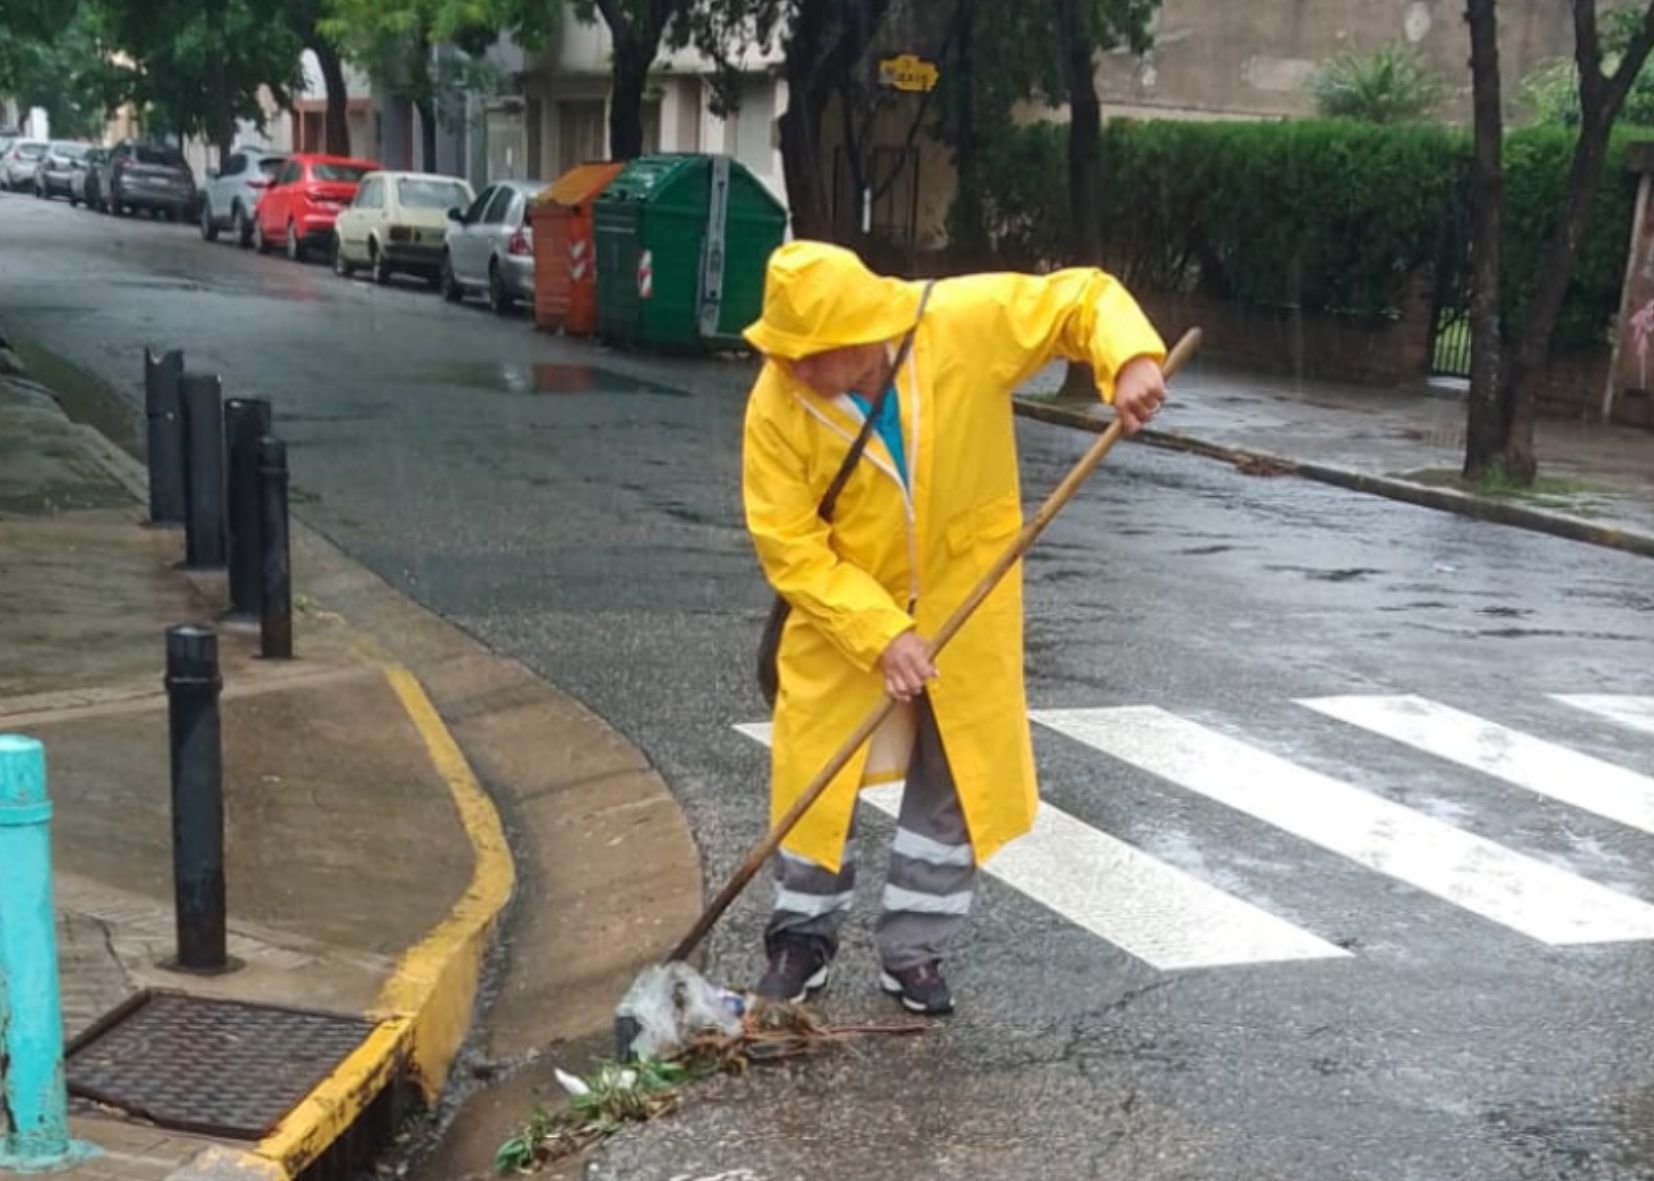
[494,1002,926,1174]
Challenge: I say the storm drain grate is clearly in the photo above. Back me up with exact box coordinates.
[66,991,378,1140]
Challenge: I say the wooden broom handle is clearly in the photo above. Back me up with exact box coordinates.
[668,328,1203,963]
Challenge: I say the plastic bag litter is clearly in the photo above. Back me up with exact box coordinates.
[614,962,744,1061]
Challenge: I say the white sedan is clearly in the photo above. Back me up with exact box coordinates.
[332,170,475,287]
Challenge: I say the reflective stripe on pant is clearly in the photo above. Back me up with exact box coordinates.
[766,697,977,970]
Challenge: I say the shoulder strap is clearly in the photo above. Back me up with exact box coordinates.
[817,279,937,522]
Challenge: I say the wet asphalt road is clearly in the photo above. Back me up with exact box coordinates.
[5,193,1654,1181]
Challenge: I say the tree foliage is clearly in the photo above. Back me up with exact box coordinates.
[1,1,128,138]
[1519,5,1654,126]
[673,0,898,236]
[1310,43,1444,124]
[321,0,506,166]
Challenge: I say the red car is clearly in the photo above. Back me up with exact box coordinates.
[253,153,378,261]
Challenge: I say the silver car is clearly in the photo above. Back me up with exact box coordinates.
[199,148,286,246]
[33,142,88,201]
[2,139,48,191]
[441,179,547,314]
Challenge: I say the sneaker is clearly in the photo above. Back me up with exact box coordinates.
[756,935,832,1004]
[880,961,954,1015]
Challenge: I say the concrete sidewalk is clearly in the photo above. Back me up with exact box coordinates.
[0,369,701,1181]
[1018,360,1654,558]
[1,371,495,1181]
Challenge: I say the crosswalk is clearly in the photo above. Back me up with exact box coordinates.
[733,694,1654,973]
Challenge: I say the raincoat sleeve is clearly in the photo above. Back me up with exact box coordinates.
[743,392,915,674]
[959,269,1167,401]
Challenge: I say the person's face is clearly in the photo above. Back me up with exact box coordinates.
[788,342,890,399]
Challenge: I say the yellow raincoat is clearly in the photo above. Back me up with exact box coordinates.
[742,242,1165,872]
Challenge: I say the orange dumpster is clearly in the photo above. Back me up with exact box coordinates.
[530,161,625,336]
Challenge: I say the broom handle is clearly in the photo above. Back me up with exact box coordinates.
[668,328,1202,964]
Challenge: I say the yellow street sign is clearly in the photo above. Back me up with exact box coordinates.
[878,54,939,94]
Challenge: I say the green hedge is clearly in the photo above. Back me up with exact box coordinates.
[965,118,1641,350]
[1501,126,1639,351]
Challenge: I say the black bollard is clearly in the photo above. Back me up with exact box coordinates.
[223,398,272,620]
[145,348,187,526]
[258,436,293,660]
[181,374,227,570]
[165,625,227,972]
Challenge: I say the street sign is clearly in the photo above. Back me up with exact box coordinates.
[878,53,939,93]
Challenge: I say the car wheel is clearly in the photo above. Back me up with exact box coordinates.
[441,254,463,304]
[234,204,252,248]
[285,221,304,262]
[488,260,514,316]
[254,218,271,254]
[370,241,390,286]
[200,199,218,241]
[332,235,353,278]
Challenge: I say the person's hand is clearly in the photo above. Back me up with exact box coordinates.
[880,631,937,702]
[1111,356,1168,436]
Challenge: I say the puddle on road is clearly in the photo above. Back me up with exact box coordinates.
[430,362,687,398]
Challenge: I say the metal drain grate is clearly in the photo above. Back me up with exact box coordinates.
[66,991,378,1140]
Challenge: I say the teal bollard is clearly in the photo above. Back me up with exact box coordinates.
[0,735,96,1171]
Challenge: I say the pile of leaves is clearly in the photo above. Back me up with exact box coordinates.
[494,1004,924,1174]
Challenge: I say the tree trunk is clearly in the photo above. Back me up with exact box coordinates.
[313,41,351,156]
[416,96,437,172]
[949,0,986,269]
[1055,0,1102,402]
[779,2,833,241]
[1462,0,1506,481]
[206,0,234,161]
[609,36,649,160]
[1501,115,1623,482]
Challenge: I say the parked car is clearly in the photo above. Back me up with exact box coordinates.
[441,179,548,314]
[199,148,286,246]
[253,153,377,261]
[33,141,88,200]
[104,140,196,219]
[72,147,109,208]
[332,170,474,287]
[2,139,48,191]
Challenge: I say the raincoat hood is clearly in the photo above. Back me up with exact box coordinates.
[743,241,921,360]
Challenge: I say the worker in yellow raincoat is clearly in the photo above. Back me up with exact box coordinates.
[742,241,1167,1015]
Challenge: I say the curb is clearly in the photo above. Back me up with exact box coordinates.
[168,667,514,1181]
[1013,397,1654,561]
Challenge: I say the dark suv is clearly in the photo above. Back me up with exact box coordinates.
[103,139,196,220]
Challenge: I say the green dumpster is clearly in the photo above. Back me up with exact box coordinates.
[594,153,787,351]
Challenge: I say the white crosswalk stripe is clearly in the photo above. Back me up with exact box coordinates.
[733,722,1347,970]
[1553,694,1654,738]
[736,694,1654,969]
[1300,695,1654,837]
[1035,707,1654,946]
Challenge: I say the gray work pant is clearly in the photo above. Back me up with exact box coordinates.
[765,697,977,972]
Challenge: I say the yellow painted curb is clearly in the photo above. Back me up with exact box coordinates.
[219,666,516,1181]
[378,664,516,1096]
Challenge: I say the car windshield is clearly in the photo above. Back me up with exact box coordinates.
[398,178,469,209]
[258,158,286,179]
[135,144,184,167]
[312,162,369,183]
[19,143,46,159]
[57,143,88,158]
